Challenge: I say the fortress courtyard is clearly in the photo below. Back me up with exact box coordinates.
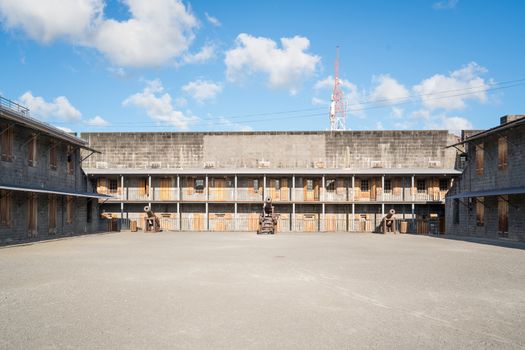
[1,232,524,349]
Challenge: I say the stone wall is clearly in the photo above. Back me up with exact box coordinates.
[81,131,460,170]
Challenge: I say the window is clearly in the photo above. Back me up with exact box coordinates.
[66,196,74,224]
[475,143,484,176]
[384,179,392,193]
[416,179,426,193]
[439,179,448,191]
[453,199,460,224]
[195,178,205,193]
[49,141,58,170]
[476,197,484,227]
[360,179,369,192]
[1,124,13,161]
[306,179,314,191]
[498,196,508,237]
[67,145,75,175]
[252,179,259,193]
[326,179,335,191]
[273,179,280,190]
[48,195,57,234]
[0,190,11,226]
[498,137,508,170]
[28,134,37,167]
[108,179,118,194]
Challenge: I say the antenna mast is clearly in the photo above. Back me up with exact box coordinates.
[329,46,347,131]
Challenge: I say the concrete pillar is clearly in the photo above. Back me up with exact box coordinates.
[177,201,180,231]
[234,175,238,201]
[411,203,415,232]
[148,175,152,206]
[321,175,325,202]
[120,202,124,220]
[321,203,325,232]
[120,175,124,200]
[177,175,180,201]
[263,175,266,199]
[292,202,296,231]
[351,203,355,231]
[351,175,355,201]
[381,175,385,202]
[234,202,238,231]
[411,175,415,202]
[205,202,209,231]
[205,175,209,200]
[292,175,295,201]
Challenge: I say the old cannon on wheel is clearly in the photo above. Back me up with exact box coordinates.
[144,206,161,232]
[257,197,278,235]
[382,209,397,234]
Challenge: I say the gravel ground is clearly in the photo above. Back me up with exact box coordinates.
[0,232,524,349]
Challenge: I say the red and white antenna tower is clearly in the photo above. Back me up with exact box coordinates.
[329,46,347,131]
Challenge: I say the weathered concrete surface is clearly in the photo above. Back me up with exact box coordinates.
[1,232,524,349]
[81,131,459,170]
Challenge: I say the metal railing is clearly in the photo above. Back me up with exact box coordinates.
[0,95,29,116]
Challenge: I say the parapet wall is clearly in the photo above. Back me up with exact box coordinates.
[81,131,460,170]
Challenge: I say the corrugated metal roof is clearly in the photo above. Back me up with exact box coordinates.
[447,187,525,199]
[0,184,111,199]
[83,167,461,176]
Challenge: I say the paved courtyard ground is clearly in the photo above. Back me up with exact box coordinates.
[1,232,524,349]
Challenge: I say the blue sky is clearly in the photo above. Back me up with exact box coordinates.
[0,0,523,134]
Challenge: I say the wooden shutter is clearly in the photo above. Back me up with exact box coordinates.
[50,141,57,169]
[498,137,508,170]
[281,178,288,199]
[498,196,508,235]
[476,197,484,227]
[28,195,37,236]
[0,190,11,226]
[28,135,37,166]
[160,178,171,200]
[67,145,75,175]
[354,178,361,199]
[475,144,484,176]
[187,178,194,195]
[1,124,13,161]
[48,195,57,233]
[66,196,74,224]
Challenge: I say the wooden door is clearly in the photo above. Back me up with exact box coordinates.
[393,178,402,198]
[371,178,377,201]
[248,213,259,231]
[354,178,361,201]
[336,179,345,196]
[192,213,204,231]
[314,179,320,201]
[359,179,370,201]
[48,195,57,234]
[159,178,172,200]
[138,178,148,198]
[325,214,336,231]
[28,194,37,237]
[498,196,508,235]
[215,179,225,201]
[304,214,317,232]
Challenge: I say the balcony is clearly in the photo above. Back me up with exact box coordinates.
[382,191,403,202]
[323,190,347,202]
[127,188,150,201]
[236,188,263,201]
[180,189,207,201]
[208,188,235,201]
[294,189,320,202]
[153,187,179,201]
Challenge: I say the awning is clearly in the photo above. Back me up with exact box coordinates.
[447,187,525,199]
[0,184,111,199]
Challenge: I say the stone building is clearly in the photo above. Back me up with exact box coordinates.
[81,130,461,233]
[446,116,525,241]
[0,96,105,244]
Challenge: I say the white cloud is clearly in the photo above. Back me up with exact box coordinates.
[225,33,320,93]
[370,74,409,103]
[427,115,473,136]
[181,43,216,64]
[391,107,403,118]
[86,115,108,126]
[214,116,253,132]
[19,91,81,121]
[413,62,490,111]
[182,80,222,102]
[123,79,196,129]
[204,12,221,27]
[433,0,459,10]
[90,0,198,67]
[0,0,103,43]
[107,66,127,78]
[375,121,384,130]
[0,0,198,67]
[56,126,73,133]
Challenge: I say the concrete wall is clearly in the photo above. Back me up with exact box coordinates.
[81,131,460,170]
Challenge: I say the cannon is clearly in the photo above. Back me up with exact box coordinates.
[257,197,278,235]
[382,209,397,234]
[144,206,161,232]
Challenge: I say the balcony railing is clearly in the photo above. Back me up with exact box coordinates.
[294,189,319,202]
[127,188,150,201]
[180,189,207,201]
[236,188,263,201]
[153,188,179,201]
[382,191,403,201]
[208,188,235,201]
[323,190,347,202]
